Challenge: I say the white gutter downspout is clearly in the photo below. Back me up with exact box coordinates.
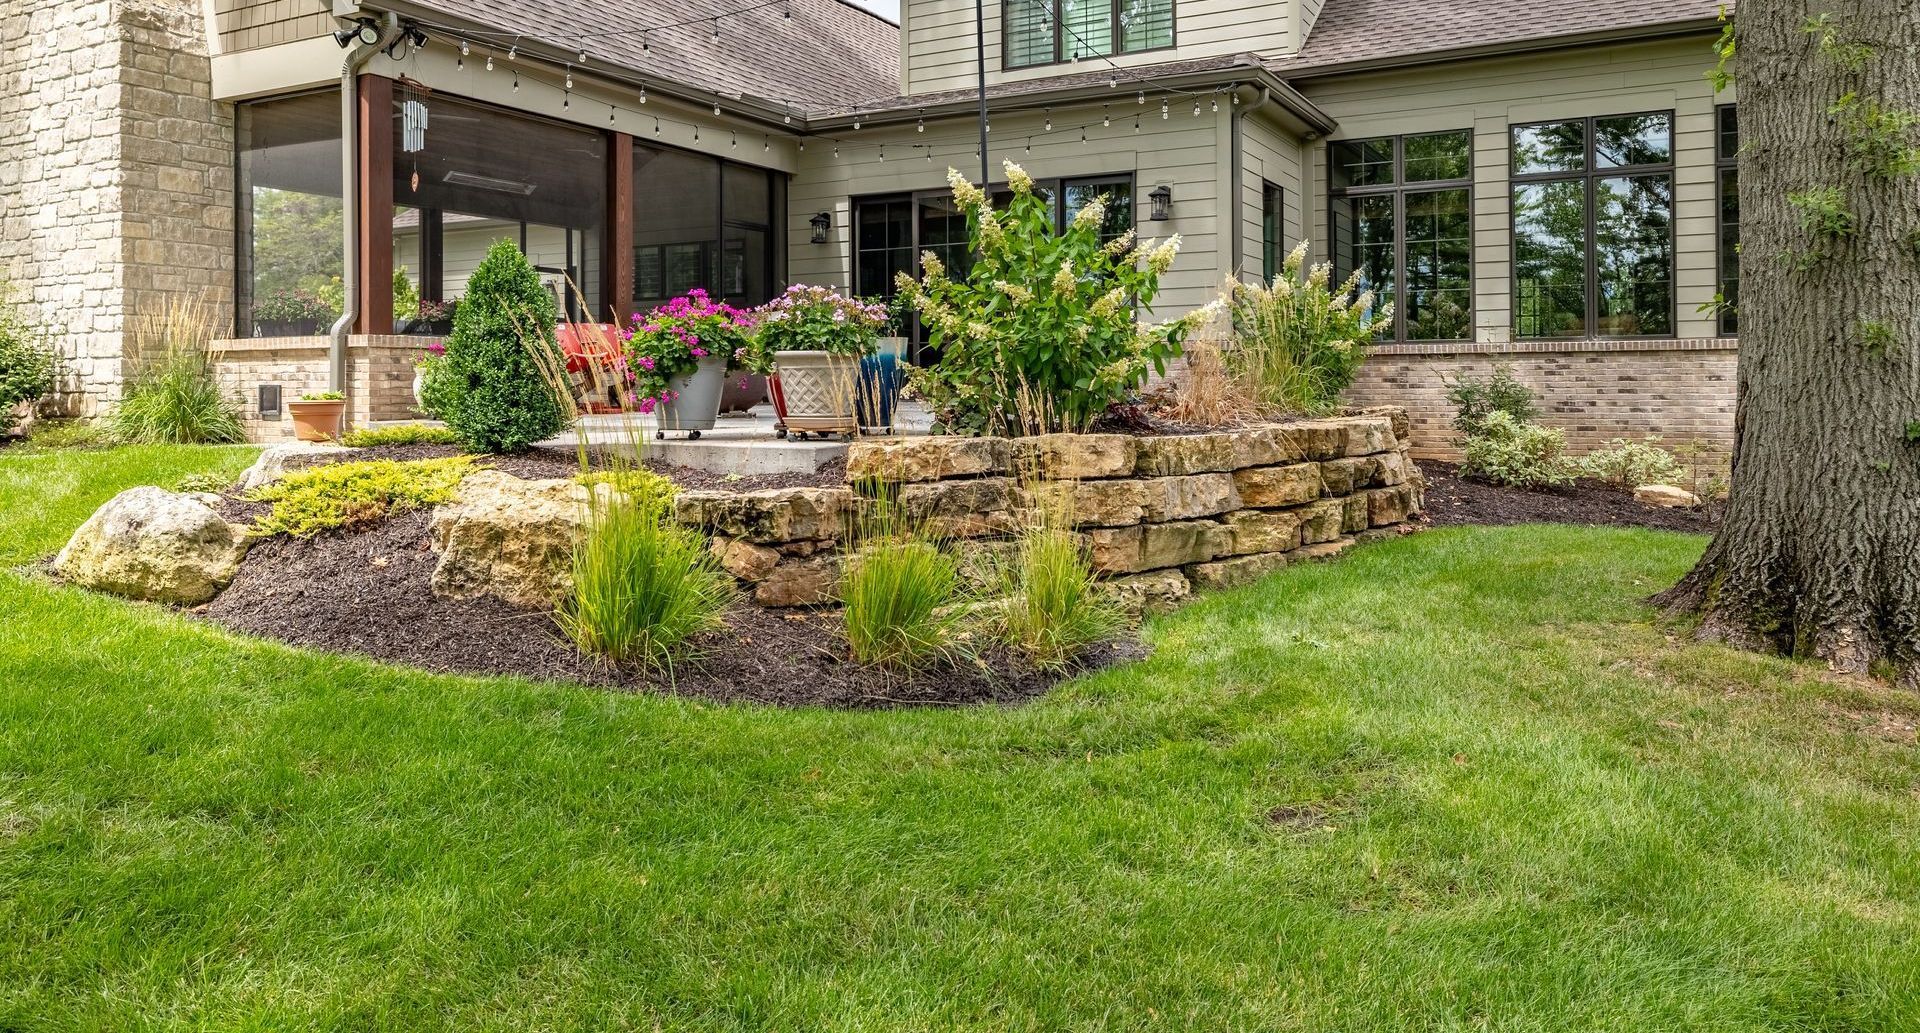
[328,12,401,394]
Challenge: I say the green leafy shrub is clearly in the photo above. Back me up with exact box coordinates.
[245,456,474,537]
[341,423,461,447]
[112,299,245,445]
[1458,411,1576,489]
[1445,364,1540,437]
[1220,241,1386,415]
[0,283,56,417]
[1575,438,1686,489]
[840,496,963,669]
[895,163,1211,435]
[557,482,733,670]
[438,240,570,453]
[416,353,459,421]
[990,516,1125,670]
[174,471,232,494]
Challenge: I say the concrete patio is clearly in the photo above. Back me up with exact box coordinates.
[535,401,934,475]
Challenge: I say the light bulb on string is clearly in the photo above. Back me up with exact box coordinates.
[1137,90,1145,105]
[710,18,720,43]
[641,32,650,53]
[1044,109,1052,131]
[731,131,738,148]
[507,45,516,61]
[694,125,700,141]
[1108,75,1118,89]
[654,118,661,136]
[1192,99,1200,117]
[1024,137,1031,154]
[916,112,924,132]
[457,40,467,70]
[485,52,493,71]
[609,104,615,125]
[565,67,573,90]
[784,0,793,20]
[639,83,647,104]
[763,135,770,152]
[1103,106,1110,127]
[1211,96,1219,113]
[1161,98,1169,120]
[512,70,519,91]
[878,145,885,162]
[563,90,570,110]
[1079,126,1086,144]
[577,40,587,63]
[714,102,722,116]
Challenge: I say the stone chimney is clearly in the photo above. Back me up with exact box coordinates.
[0,0,233,414]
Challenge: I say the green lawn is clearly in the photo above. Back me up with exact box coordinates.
[2,446,1917,1030]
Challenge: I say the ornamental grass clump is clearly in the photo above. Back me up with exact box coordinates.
[1221,240,1387,415]
[895,162,1213,436]
[245,456,475,538]
[990,499,1125,670]
[840,490,964,670]
[438,240,570,453]
[111,297,246,445]
[558,478,733,671]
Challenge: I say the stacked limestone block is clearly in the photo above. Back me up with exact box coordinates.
[674,408,1423,610]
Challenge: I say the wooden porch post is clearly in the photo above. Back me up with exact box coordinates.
[605,131,633,326]
[356,73,394,335]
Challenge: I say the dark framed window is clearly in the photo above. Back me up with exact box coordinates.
[1005,0,1174,69]
[236,89,343,337]
[1716,104,1739,337]
[854,173,1134,359]
[1328,130,1473,341]
[1260,180,1282,281]
[1510,111,1675,339]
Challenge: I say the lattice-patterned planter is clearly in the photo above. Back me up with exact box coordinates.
[771,351,860,437]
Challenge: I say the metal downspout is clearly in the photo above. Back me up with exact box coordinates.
[328,12,400,394]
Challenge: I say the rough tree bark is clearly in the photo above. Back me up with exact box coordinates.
[1657,0,1920,684]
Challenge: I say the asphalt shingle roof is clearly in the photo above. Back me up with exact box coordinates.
[396,0,899,114]
[1276,0,1728,75]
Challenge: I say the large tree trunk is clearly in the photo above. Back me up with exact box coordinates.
[1657,0,1920,684]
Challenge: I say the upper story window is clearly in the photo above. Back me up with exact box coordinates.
[1006,0,1175,69]
[1511,112,1675,339]
[1328,130,1473,341]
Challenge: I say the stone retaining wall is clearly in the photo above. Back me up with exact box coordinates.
[674,409,1423,609]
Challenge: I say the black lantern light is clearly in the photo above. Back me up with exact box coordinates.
[1148,184,1172,221]
[809,211,832,244]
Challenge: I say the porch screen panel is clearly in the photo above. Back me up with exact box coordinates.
[392,96,606,321]
[236,89,343,337]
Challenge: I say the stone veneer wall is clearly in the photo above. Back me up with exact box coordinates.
[674,410,1423,610]
[212,336,435,440]
[1344,339,1738,464]
[0,0,232,415]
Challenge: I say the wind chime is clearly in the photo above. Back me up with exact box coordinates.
[398,76,432,192]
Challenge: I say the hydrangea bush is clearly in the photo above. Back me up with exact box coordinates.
[894,162,1213,436]
[742,284,888,374]
[623,289,752,415]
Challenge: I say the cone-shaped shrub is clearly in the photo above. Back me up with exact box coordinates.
[440,240,569,453]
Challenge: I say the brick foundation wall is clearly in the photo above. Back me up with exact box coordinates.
[1344,339,1738,463]
[213,335,439,441]
[0,0,231,415]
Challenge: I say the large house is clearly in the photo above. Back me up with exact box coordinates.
[1,0,1737,453]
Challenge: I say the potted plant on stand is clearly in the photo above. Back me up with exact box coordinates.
[748,284,888,440]
[288,390,347,442]
[625,289,753,440]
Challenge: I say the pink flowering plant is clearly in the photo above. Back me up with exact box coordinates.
[742,284,889,374]
[622,289,753,414]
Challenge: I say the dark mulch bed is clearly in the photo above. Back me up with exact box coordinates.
[197,510,1138,708]
[1417,460,1716,533]
[334,444,844,492]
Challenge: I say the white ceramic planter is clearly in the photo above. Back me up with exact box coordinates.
[772,350,861,435]
[654,353,728,438]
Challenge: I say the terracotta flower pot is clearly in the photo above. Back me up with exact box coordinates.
[288,399,347,442]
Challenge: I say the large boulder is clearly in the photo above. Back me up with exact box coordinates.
[429,471,596,608]
[235,441,359,492]
[1635,484,1701,509]
[54,487,249,604]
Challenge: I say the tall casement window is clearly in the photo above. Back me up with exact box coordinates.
[1261,180,1283,281]
[1716,105,1740,336]
[1511,112,1675,338]
[236,90,343,337]
[855,174,1133,356]
[1005,0,1174,69]
[1328,130,1473,341]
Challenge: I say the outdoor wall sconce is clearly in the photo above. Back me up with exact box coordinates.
[1148,184,1173,222]
[809,211,832,244]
